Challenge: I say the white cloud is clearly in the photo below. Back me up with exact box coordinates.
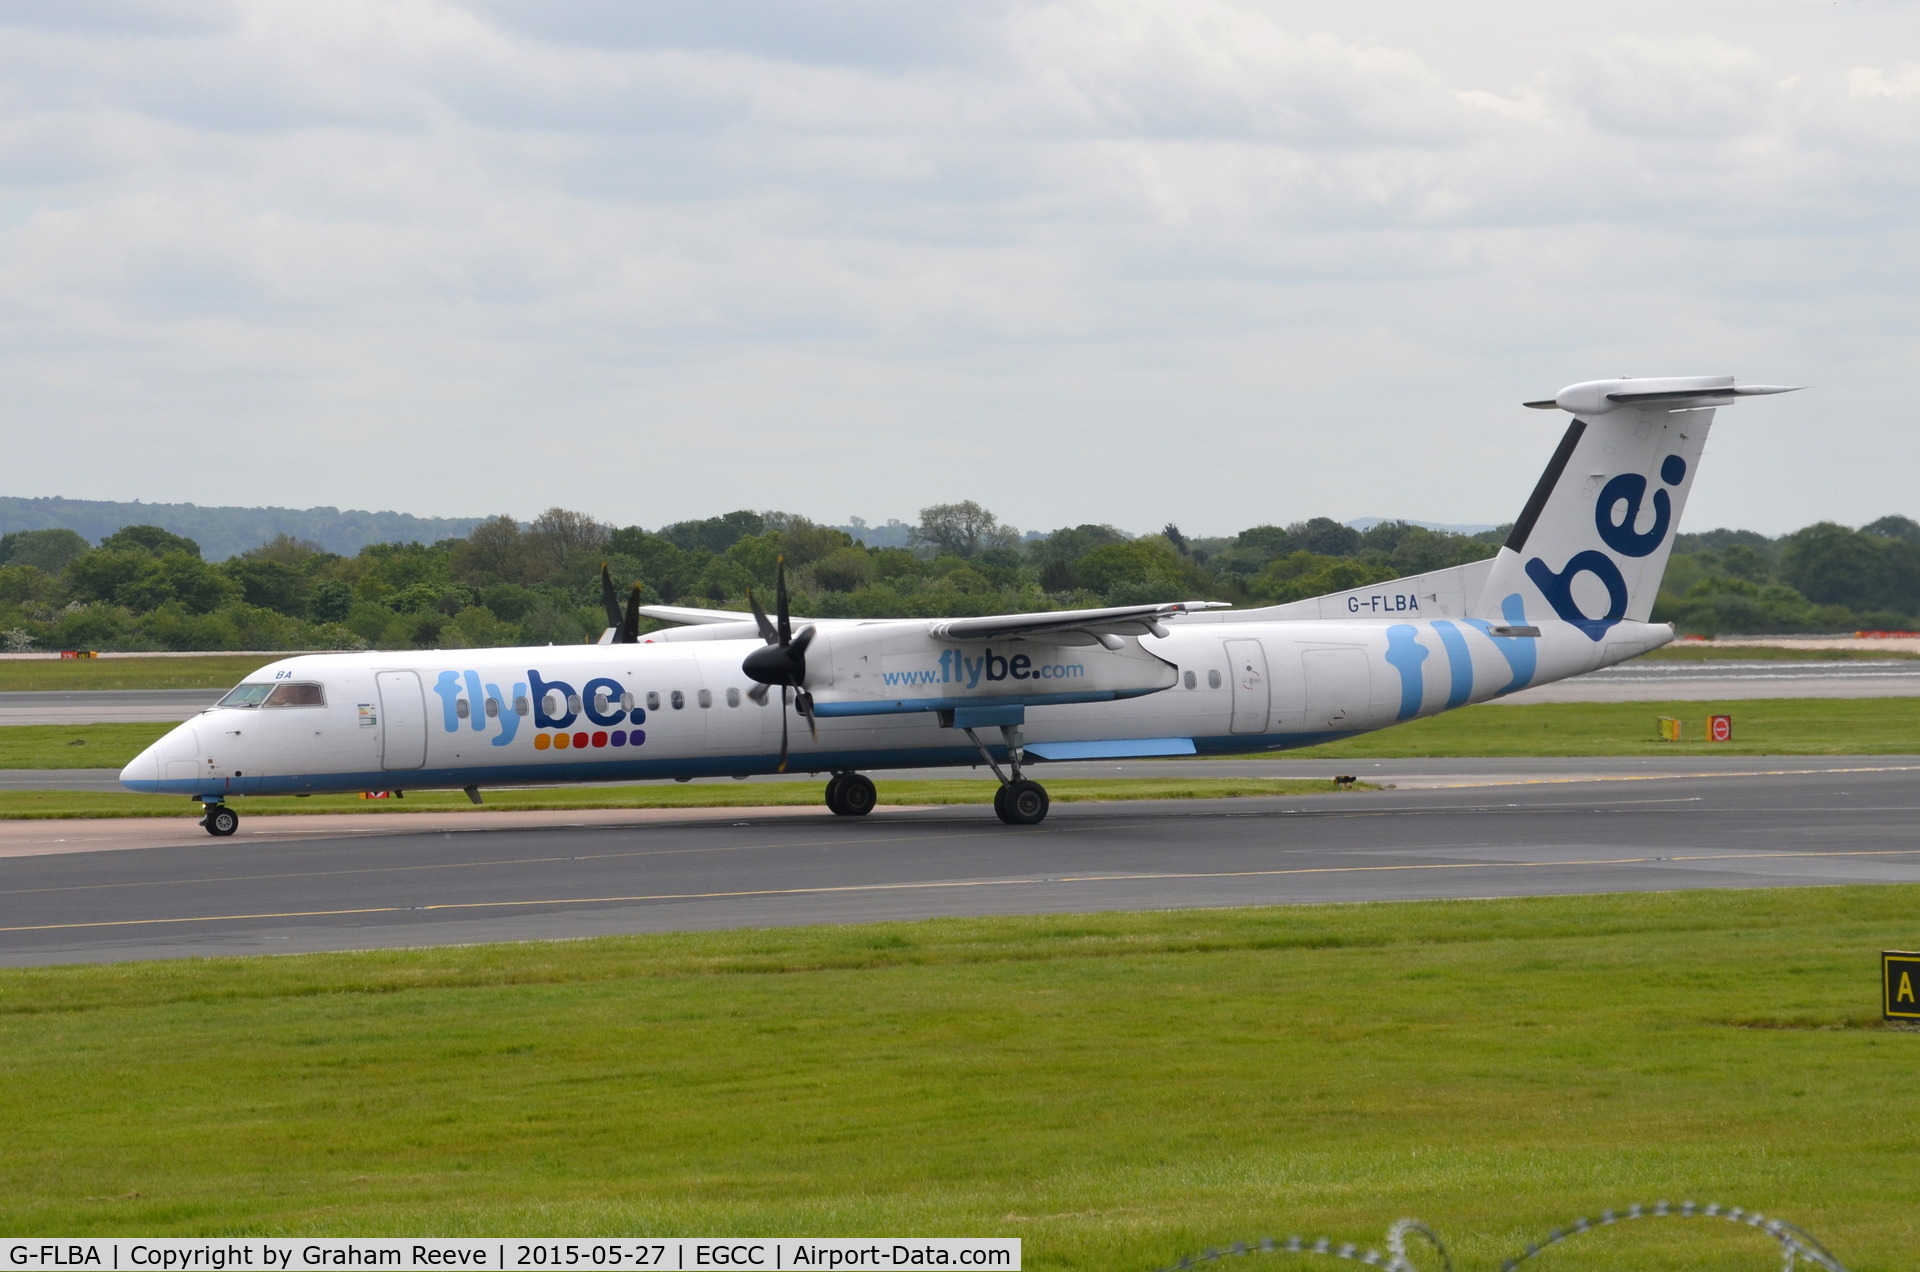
[0,0,1917,535]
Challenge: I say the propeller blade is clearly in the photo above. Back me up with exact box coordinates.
[777,685,790,773]
[621,584,644,643]
[775,556,791,648]
[599,562,623,630]
[797,690,818,743]
[746,588,778,645]
[747,683,769,705]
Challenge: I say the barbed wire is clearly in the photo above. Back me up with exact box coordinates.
[1156,1199,1849,1272]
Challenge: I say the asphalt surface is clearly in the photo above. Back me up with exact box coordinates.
[4,761,1918,965]
[1503,658,1920,702]
[0,688,219,724]
[13,753,1918,792]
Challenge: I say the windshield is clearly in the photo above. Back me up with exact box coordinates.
[263,682,326,708]
[216,683,275,709]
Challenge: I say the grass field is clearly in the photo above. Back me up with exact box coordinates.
[1279,695,1920,758]
[0,654,273,692]
[0,777,1366,819]
[4,697,1919,774]
[0,887,1912,1267]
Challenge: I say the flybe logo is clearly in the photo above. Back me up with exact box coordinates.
[882,648,1087,689]
[1525,453,1686,642]
[431,670,648,752]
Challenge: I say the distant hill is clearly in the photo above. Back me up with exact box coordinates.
[0,496,493,561]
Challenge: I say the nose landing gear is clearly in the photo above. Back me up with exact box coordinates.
[200,803,239,837]
[963,725,1050,825]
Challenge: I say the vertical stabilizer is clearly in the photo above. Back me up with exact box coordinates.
[1477,376,1799,640]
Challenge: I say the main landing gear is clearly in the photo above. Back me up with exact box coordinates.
[963,724,1050,826]
[825,772,878,817]
[200,802,239,837]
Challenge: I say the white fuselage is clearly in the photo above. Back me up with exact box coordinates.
[120,616,1670,798]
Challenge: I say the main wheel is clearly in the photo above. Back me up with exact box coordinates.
[833,773,876,817]
[995,780,1049,826]
[823,774,847,815]
[202,806,239,837]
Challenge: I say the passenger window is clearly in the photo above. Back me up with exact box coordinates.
[455,698,470,719]
[567,693,582,713]
[1208,670,1222,689]
[621,692,635,711]
[647,691,661,711]
[262,682,326,708]
[1183,670,1196,690]
[544,693,564,717]
[697,689,712,708]
[485,697,500,718]
[513,695,530,716]
[217,683,275,709]
[671,690,685,710]
[726,687,741,708]
[594,689,612,714]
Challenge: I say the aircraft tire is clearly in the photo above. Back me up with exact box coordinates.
[996,780,1049,826]
[823,775,846,814]
[834,773,876,817]
[203,806,239,837]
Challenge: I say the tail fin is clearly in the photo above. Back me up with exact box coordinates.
[1478,376,1799,640]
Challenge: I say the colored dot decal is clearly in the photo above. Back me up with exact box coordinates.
[629,729,645,746]
[610,731,627,747]
[554,733,570,749]
[534,734,550,751]
[573,732,589,749]
[592,731,608,748]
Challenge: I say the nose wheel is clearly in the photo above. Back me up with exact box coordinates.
[824,772,878,816]
[201,805,239,837]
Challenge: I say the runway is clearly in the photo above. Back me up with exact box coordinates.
[3,761,1917,966]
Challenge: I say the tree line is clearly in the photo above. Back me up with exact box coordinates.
[0,501,1911,652]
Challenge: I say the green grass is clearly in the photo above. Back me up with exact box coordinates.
[0,722,175,768]
[10,696,1920,782]
[0,654,273,691]
[0,778,1364,820]
[1276,696,1920,759]
[1641,643,1919,661]
[6,698,1920,774]
[0,888,1913,1267]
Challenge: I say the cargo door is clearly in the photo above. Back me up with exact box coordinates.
[1301,648,1370,732]
[377,670,427,770]
[1224,639,1270,734]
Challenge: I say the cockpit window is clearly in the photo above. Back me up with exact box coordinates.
[217,683,275,709]
[262,682,326,708]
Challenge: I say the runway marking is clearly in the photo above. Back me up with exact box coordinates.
[4,847,1919,934]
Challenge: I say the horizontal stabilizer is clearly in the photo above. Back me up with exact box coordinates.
[1524,375,1802,415]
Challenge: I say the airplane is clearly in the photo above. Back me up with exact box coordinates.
[121,375,1798,836]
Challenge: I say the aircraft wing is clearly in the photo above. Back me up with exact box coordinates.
[635,603,788,627]
[928,601,1229,643]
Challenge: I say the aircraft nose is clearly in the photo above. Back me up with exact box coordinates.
[120,744,162,791]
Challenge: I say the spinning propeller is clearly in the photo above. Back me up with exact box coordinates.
[599,563,644,644]
[741,557,817,772]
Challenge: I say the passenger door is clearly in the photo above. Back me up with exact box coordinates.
[1224,638,1270,734]
[377,670,427,770]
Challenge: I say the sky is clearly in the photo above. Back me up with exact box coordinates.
[1,0,1916,538]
